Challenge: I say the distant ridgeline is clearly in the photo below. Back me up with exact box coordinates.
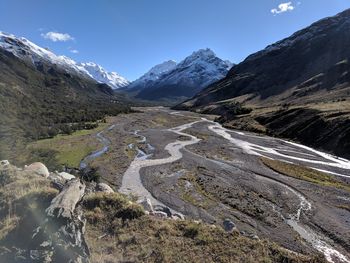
[0,32,131,161]
[122,48,233,104]
[175,9,350,159]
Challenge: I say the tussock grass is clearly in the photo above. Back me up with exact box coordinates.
[178,171,214,209]
[26,123,108,169]
[83,192,325,263]
[0,166,57,204]
[261,158,350,192]
[336,204,350,212]
[83,192,144,225]
[0,166,327,262]
[0,165,58,244]
[0,216,19,240]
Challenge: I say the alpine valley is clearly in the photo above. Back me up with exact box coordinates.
[0,7,350,263]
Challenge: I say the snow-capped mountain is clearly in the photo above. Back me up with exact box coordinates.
[0,31,128,89]
[127,48,233,102]
[158,48,233,88]
[176,8,350,111]
[79,62,129,89]
[126,60,177,91]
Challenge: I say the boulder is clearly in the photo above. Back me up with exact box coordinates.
[24,162,49,178]
[251,234,260,240]
[58,172,75,181]
[47,173,66,190]
[96,183,114,193]
[46,179,86,218]
[172,213,185,220]
[223,219,236,233]
[32,179,90,262]
[152,211,168,218]
[0,160,10,167]
[139,198,153,212]
[153,205,172,217]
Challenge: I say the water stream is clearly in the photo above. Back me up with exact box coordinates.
[119,120,203,215]
[96,112,349,262]
[79,126,114,169]
[208,122,350,263]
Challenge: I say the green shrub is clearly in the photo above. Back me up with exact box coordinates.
[183,222,200,239]
[80,167,101,183]
[83,192,144,223]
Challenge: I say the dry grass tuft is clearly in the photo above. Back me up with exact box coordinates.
[83,192,326,263]
[0,165,58,246]
[261,157,350,192]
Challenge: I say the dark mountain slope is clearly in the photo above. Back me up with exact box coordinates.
[179,9,350,109]
[0,48,130,161]
[176,9,350,158]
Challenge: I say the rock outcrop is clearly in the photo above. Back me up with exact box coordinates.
[24,162,50,178]
[58,172,76,181]
[31,179,90,263]
[96,183,114,193]
[139,198,154,212]
[223,219,236,233]
[0,160,9,167]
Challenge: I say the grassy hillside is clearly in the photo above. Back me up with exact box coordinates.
[0,164,326,263]
[0,49,131,163]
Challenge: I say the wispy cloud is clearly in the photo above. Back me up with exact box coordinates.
[271,2,295,15]
[69,48,79,54]
[41,31,74,42]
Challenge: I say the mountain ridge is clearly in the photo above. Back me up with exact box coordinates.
[0,31,129,89]
[0,31,131,162]
[125,48,233,103]
[79,62,129,89]
[175,8,350,159]
[178,8,350,109]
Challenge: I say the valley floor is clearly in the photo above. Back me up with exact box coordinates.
[65,107,350,262]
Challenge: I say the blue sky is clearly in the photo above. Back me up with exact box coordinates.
[0,0,349,80]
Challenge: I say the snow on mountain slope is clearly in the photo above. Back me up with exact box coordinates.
[0,31,128,89]
[126,60,177,90]
[159,48,233,88]
[79,62,129,89]
[128,48,233,101]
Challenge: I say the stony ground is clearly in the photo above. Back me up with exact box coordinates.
[85,107,350,262]
[0,161,325,263]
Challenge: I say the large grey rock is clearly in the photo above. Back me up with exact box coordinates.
[153,205,172,217]
[223,219,236,233]
[46,179,86,218]
[152,211,168,218]
[172,213,185,220]
[96,183,114,193]
[139,198,153,212]
[0,160,10,167]
[24,162,50,178]
[58,172,76,181]
[32,179,90,263]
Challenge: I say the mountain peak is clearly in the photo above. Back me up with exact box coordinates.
[192,48,216,57]
[147,60,177,76]
[182,48,216,64]
[79,62,129,89]
[0,31,129,89]
[126,60,177,90]
[126,48,232,102]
